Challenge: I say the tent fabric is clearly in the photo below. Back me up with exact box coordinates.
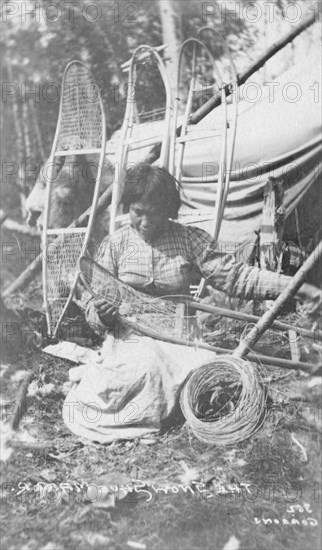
[181,140,321,243]
[105,56,321,244]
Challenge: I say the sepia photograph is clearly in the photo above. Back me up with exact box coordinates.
[0,1,321,548]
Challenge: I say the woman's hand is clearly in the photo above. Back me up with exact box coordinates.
[94,299,118,326]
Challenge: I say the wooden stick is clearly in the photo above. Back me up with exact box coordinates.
[112,321,317,373]
[145,12,317,164]
[260,177,285,271]
[125,320,319,372]
[2,217,39,236]
[0,210,8,226]
[9,371,34,431]
[188,302,322,342]
[288,329,301,362]
[234,242,322,359]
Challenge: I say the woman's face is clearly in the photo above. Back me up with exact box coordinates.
[129,200,168,242]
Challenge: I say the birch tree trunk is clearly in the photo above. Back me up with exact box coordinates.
[158,0,181,95]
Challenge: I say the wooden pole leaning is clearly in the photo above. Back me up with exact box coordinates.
[233,242,322,360]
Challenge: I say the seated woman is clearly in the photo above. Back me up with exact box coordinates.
[63,163,321,443]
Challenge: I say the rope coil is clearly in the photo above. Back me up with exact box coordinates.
[180,357,267,446]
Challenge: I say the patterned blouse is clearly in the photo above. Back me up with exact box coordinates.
[85,220,291,334]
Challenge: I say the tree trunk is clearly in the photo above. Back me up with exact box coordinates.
[29,100,46,162]
[158,0,181,95]
[6,57,27,216]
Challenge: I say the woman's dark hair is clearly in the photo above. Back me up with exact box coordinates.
[121,163,182,219]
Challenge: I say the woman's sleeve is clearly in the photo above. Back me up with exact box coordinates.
[188,226,292,301]
[83,235,118,336]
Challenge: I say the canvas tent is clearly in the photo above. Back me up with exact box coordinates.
[105,55,321,247]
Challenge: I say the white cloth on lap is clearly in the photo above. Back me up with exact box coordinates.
[62,332,215,443]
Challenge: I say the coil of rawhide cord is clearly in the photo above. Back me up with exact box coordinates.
[180,356,267,446]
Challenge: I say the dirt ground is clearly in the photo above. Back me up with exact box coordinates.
[1,303,321,550]
[1,228,321,550]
